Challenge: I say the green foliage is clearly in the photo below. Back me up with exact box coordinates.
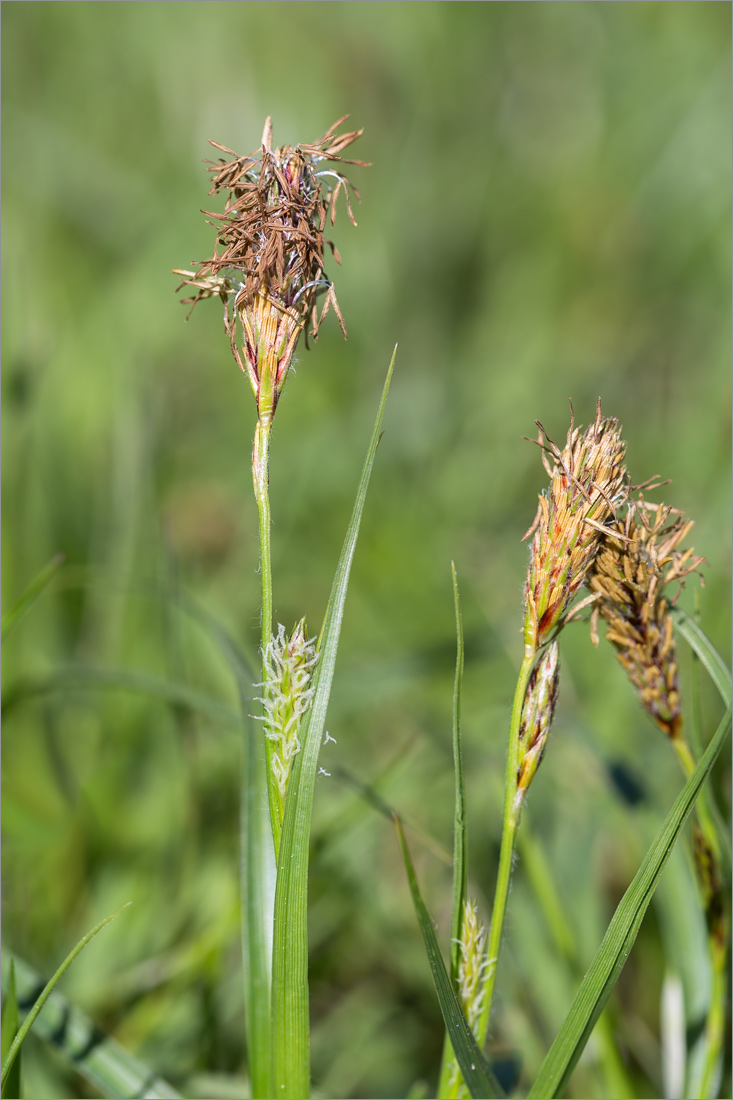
[1,960,21,1100]
[2,4,730,1097]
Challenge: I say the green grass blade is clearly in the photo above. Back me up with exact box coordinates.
[270,350,396,1098]
[528,703,732,1099]
[437,565,469,1098]
[674,607,732,885]
[173,590,276,1098]
[674,609,732,709]
[2,553,64,642]
[2,665,245,727]
[1,906,130,1092]
[0,951,181,1099]
[1,960,21,1100]
[448,563,468,978]
[394,817,504,1100]
[241,705,276,1098]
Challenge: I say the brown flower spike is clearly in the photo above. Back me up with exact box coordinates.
[587,499,704,740]
[523,400,628,654]
[174,116,367,424]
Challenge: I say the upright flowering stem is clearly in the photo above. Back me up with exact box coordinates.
[252,417,277,832]
[175,116,366,1099]
[475,649,535,1046]
[478,403,627,1046]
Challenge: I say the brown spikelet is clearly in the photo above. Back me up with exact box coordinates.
[587,499,704,740]
[174,116,367,423]
[523,400,628,653]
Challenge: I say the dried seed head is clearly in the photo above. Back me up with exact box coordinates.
[174,116,367,424]
[514,641,560,812]
[256,619,318,812]
[523,400,628,653]
[587,499,704,740]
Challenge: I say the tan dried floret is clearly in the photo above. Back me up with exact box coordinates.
[587,499,704,739]
[523,400,628,653]
[174,116,367,423]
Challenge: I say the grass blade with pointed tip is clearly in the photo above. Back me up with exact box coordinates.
[528,702,731,1099]
[2,553,64,642]
[394,816,503,1100]
[448,563,468,978]
[270,350,396,1098]
[1,905,130,1092]
[0,951,181,1099]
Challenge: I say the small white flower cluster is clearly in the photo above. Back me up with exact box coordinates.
[457,899,489,1034]
[258,620,318,802]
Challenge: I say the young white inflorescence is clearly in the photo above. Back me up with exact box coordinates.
[258,620,318,803]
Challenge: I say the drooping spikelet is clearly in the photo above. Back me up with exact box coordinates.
[523,400,628,654]
[257,620,318,814]
[175,116,367,424]
[514,641,560,814]
[587,500,704,740]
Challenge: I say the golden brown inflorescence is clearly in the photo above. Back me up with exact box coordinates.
[175,116,367,424]
[523,400,628,654]
[587,499,704,740]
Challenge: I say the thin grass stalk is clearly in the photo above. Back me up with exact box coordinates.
[476,650,534,1045]
[252,416,285,855]
[437,565,469,1098]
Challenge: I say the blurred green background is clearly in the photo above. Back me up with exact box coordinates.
[2,3,730,1097]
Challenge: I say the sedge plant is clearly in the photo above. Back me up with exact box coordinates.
[175,117,384,1099]
[419,403,731,1099]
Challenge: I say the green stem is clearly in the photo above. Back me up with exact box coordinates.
[476,649,535,1046]
[242,414,277,1099]
[253,417,282,856]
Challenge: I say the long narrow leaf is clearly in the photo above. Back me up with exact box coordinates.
[449,563,468,978]
[0,951,181,1099]
[2,553,64,641]
[172,588,277,1098]
[2,665,245,728]
[1,906,130,1092]
[1,961,20,1100]
[674,608,732,709]
[394,817,503,1100]
[674,608,732,884]
[271,350,396,1098]
[436,564,470,1099]
[166,588,277,1097]
[528,703,732,1099]
[241,695,276,1097]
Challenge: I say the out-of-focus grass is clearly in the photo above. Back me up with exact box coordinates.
[2,4,730,1098]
